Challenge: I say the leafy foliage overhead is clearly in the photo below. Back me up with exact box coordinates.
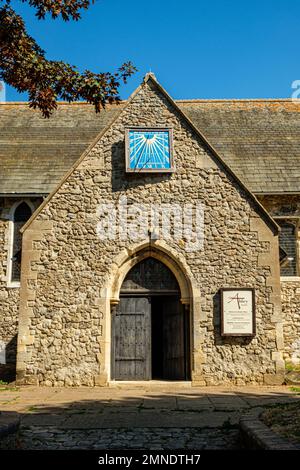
[0,1,136,117]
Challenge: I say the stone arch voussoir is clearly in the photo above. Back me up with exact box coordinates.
[108,239,199,305]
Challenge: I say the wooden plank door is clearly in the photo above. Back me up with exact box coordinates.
[112,297,151,380]
[162,298,185,380]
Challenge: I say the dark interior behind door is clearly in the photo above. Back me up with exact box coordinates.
[152,296,188,380]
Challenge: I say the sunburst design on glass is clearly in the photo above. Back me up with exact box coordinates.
[128,129,172,171]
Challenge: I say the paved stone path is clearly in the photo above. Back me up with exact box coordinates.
[0,384,299,449]
[19,427,240,450]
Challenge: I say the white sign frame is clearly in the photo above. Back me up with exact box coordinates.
[220,288,256,337]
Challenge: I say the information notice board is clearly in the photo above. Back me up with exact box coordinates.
[220,288,255,337]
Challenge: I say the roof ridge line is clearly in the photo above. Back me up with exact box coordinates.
[2,98,300,105]
[0,101,127,105]
[176,98,300,102]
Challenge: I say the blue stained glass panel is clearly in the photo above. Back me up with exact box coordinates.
[128,130,171,170]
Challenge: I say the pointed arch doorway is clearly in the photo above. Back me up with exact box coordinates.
[111,257,190,381]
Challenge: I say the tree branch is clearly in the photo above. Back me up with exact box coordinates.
[0,4,137,117]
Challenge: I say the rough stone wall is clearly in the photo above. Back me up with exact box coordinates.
[257,195,300,277]
[17,78,283,386]
[258,195,300,363]
[0,197,42,381]
[281,281,300,364]
[257,195,300,278]
[0,198,19,380]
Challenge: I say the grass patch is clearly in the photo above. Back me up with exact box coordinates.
[0,387,18,392]
[290,386,300,394]
[285,362,300,372]
[26,406,41,413]
[261,402,300,445]
[0,380,18,392]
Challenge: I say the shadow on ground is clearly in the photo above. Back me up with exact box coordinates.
[0,386,299,450]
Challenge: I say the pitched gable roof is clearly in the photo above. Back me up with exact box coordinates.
[1,91,300,195]
[180,99,300,194]
[21,73,278,234]
[0,102,124,195]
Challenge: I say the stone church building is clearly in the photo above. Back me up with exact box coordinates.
[0,74,299,386]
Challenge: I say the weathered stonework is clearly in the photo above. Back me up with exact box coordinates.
[0,198,19,380]
[257,194,300,364]
[281,280,300,364]
[16,76,284,387]
[0,197,41,380]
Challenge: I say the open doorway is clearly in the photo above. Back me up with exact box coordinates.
[111,258,190,381]
[151,296,189,380]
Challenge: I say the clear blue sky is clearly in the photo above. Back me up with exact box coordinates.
[5,0,300,101]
